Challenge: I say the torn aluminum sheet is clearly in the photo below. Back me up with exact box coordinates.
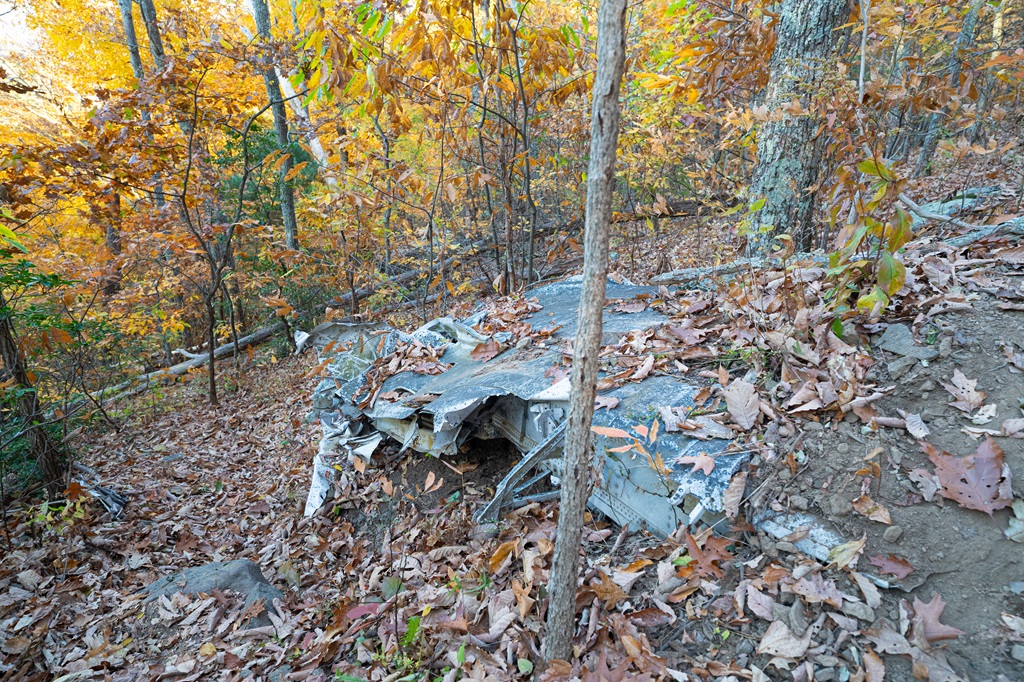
[304,277,848,555]
[304,411,382,516]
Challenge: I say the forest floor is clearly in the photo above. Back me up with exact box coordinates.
[4,174,1024,682]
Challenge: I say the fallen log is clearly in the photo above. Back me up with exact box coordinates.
[898,191,1024,248]
[650,253,829,287]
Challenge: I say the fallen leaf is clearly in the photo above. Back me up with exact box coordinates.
[592,425,631,439]
[911,593,966,643]
[631,354,655,381]
[756,620,812,658]
[942,368,986,413]
[828,535,866,569]
[723,471,747,519]
[1005,498,1024,543]
[899,410,930,439]
[971,403,998,425]
[470,339,503,362]
[868,554,914,580]
[852,495,893,524]
[864,648,885,682]
[677,453,716,476]
[595,396,620,410]
[922,437,1013,516]
[592,571,628,609]
[723,378,760,430]
[489,539,518,574]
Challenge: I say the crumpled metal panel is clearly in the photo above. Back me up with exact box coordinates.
[306,279,845,551]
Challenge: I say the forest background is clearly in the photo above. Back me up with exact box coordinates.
[0,0,1021,500]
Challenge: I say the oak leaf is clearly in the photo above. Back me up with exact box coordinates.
[942,368,986,413]
[922,437,1013,516]
[852,495,892,524]
[676,453,715,476]
[470,339,502,362]
[868,554,914,580]
[911,593,966,643]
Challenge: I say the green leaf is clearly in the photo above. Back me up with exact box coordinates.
[857,158,893,181]
[517,659,534,675]
[887,208,914,251]
[457,643,466,665]
[876,251,906,296]
[749,197,766,213]
[856,286,889,313]
[382,575,403,599]
[401,615,420,646]
[832,317,844,339]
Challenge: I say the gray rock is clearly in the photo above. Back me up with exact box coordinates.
[888,356,918,380]
[736,639,754,655]
[938,336,953,358]
[160,453,184,464]
[877,324,939,360]
[142,559,282,627]
[919,379,936,392]
[1012,644,1024,663]
[1009,582,1024,595]
[816,668,837,682]
[883,526,903,543]
[830,497,853,517]
[805,421,824,432]
[836,443,850,454]
[816,655,841,668]
[788,601,809,637]
[790,495,809,511]
[776,542,799,555]
[841,601,875,622]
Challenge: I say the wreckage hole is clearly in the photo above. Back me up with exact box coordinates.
[392,438,523,515]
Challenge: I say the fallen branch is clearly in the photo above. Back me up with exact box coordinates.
[899,192,1024,248]
[651,253,829,287]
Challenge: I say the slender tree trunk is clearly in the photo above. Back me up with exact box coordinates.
[136,0,167,71]
[544,0,627,662]
[746,0,848,256]
[913,0,983,177]
[0,294,65,498]
[251,0,300,251]
[103,190,123,296]
[118,0,165,208]
[205,297,218,406]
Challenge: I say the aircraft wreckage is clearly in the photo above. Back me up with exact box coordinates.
[302,277,847,563]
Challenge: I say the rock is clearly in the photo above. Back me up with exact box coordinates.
[142,559,282,627]
[836,443,850,454]
[919,379,936,392]
[938,336,953,358]
[830,497,853,517]
[887,356,918,380]
[789,495,809,511]
[1009,582,1024,595]
[736,639,754,655]
[160,453,184,464]
[816,668,837,682]
[776,541,799,555]
[778,469,792,481]
[816,655,841,668]
[788,601,809,637]
[268,665,293,682]
[841,601,875,622]
[1012,644,1024,663]
[883,526,903,543]
[877,324,939,360]
[805,421,824,432]
[890,448,903,465]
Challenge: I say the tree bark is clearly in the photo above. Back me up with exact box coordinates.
[544,0,627,663]
[746,0,848,256]
[251,0,300,251]
[135,0,167,72]
[0,293,65,498]
[913,0,984,177]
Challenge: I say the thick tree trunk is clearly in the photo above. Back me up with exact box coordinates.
[544,0,627,663]
[103,190,123,296]
[251,0,300,251]
[746,0,848,256]
[913,0,984,177]
[0,294,65,498]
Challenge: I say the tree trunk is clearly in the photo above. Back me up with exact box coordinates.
[544,0,627,663]
[0,294,65,498]
[746,0,848,256]
[251,0,300,251]
[913,0,984,177]
[136,0,167,71]
[103,190,123,296]
[205,297,218,406]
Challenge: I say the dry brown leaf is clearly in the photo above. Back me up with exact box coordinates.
[852,495,893,524]
[911,593,966,643]
[922,437,1013,516]
[723,471,747,519]
[942,368,986,413]
[868,554,915,580]
[723,378,760,430]
[677,453,716,476]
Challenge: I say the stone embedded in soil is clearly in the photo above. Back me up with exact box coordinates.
[888,356,918,380]
[841,601,875,622]
[883,526,904,543]
[142,559,283,627]
[830,497,853,517]
[776,541,800,555]
[790,495,809,511]
[877,324,939,360]
[815,668,837,682]
[1012,644,1024,663]
[836,443,850,454]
